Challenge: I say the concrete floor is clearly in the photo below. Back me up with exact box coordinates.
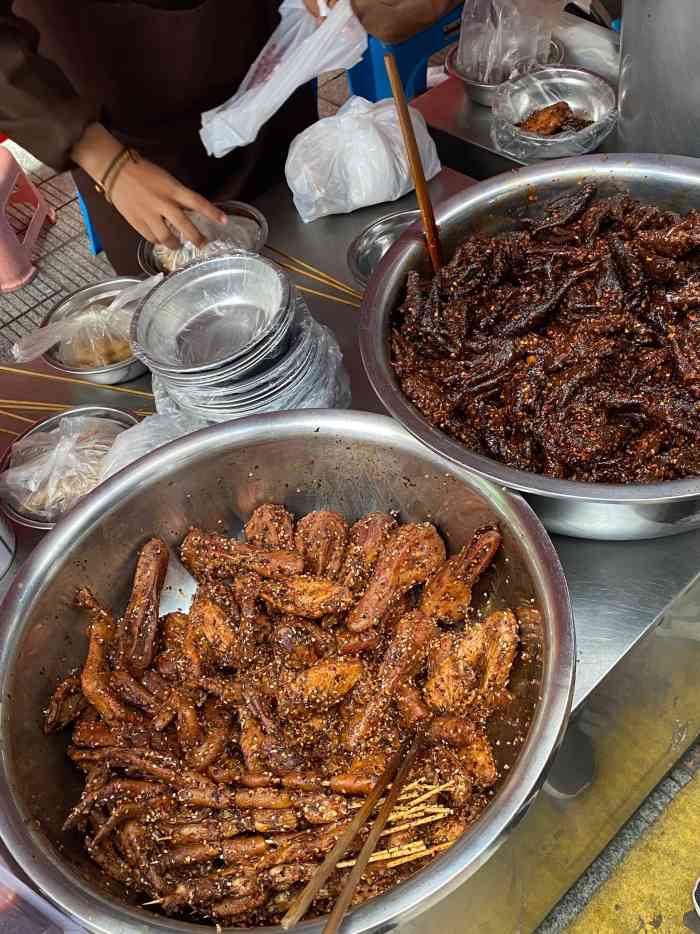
[2,67,700,934]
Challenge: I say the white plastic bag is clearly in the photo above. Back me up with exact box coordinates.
[200,0,367,157]
[285,97,442,223]
[100,413,206,479]
[11,276,162,367]
[152,212,263,273]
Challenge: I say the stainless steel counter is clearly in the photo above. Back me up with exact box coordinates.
[2,168,700,932]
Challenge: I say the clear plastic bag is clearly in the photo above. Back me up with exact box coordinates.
[11,276,162,367]
[0,416,127,521]
[152,212,262,273]
[457,0,565,84]
[285,96,441,223]
[200,0,367,157]
[491,66,617,160]
[101,413,206,479]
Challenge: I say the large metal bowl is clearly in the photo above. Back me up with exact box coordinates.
[0,410,574,934]
[360,154,700,540]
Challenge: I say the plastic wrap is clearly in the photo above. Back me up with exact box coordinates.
[101,413,206,479]
[11,277,162,367]
[457,0,565,84]
[491,66,617,160]
[200,0,367,157]
[152,211,263,273]
[0,416,126,521]
[286,96,441,223]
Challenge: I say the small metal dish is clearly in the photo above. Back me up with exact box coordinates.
[0,407,138,531]
[348,210,421,287]
[41,279,148,385]
[445,38,565,107]
[137,201,269,277]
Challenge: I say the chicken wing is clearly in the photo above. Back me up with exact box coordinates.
[44,673,87,733]
[244,504,295,551]
[423,632,479,715]
[282,658,363,714]
[419,525,502,624]
[338,513,398,594]
[120,538,169,674]
[480,609,519,710]
[259,576,354,619]
[347,523,446,632]
[187,586,240,671]
[294,510,348,579]
[180,528,304,581]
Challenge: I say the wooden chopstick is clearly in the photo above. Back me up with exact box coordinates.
[266,245,364,300]
[296,285,362,309]
[384,53,442,274]
[0,366,154,400]
[282,731,423,931]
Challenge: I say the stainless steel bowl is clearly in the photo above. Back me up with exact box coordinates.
[41,279,148,385]
[0,410,574,934]
[445,38,565,107]
[0,406,138,531]
[348,210,420,286]
[137,201,269,277]
[360,154,700,540]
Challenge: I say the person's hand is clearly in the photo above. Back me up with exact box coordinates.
[71,123,225,248]
[303,0,338,20]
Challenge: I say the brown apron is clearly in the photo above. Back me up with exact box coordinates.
[13,0,317,274]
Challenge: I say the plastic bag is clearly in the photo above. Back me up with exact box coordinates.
[101,413,206,479]
[491,66,617,160]
[285,97,441,223]
[11,276,162,367]
[0,416,127,521]
[457,0,565,84]
[200,0,367,157]
[152,212,263,273]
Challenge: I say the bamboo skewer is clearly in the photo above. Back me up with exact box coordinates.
[0,427,19,438]
[384,53,442,274]
[266,245,363,300]
[296,284,361,309]
[0,408,35,425]
[0,366,154,400]
[270,256,364,301]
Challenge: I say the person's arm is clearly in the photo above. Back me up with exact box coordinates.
[351,0,461,43]
[0,3,223,247]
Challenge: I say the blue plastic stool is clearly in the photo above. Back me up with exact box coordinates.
[348,4,463,102]
[76,187,103,256]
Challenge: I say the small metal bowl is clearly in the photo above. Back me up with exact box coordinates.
[445,38,565,107]
[0,407,138,531]
[41,279,148,385]
[137,201,269,277]
[348,210,421,287]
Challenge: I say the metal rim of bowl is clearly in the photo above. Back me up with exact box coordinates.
[39,278,145,379]
[359,153,700,507]
[0,409,575,934]
[347,210,421,287]
[445,37,565,92]
[0,406,138,531]
[131,251,291,376]
[499,65,617,143]
[136,200,269,277]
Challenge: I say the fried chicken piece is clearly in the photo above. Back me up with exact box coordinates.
[339,513,399,594]
[395,680,431,728]
[244,504,295,550]
[119,538,169,674]
[187,584,239,669]
[161,870,261,914]
[423,632,479,715]
[282,658,364,714]
[180,528,304,581]
[456,728,499,788]
[110,670,160,715]
[232,573,270,664]
[117,819,166,894]
[518,101,578,136]
[344,611,438,748]
[255,821,350,869]
[75,587,132,727]
[347,523,446,632]
[419,525,502,624]
[72,707,125,749]
[294,510,349,579]
[427,714,478,748]
[329,754,388,795]
[211,893,267,920]
[43,673,87,733]
[64,779,169,831]
[259,576,354,619]
[480,609,519,710]
[187,699,231,772]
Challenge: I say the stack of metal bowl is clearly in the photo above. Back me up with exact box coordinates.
[131,251,340,421]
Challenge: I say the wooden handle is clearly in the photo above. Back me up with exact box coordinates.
[384,53,442,274]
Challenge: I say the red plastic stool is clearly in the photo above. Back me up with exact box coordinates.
[0,146,56,292]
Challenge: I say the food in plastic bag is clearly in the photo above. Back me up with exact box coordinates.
[285,97,441,223]
[101,413,206,479]
[457,0,565,84]
[517,100,592,134]
[200,0,367,157]
[11,276,162,368]
[491,66,617,160]
[0,416,127,521]
[152,211,263,273]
